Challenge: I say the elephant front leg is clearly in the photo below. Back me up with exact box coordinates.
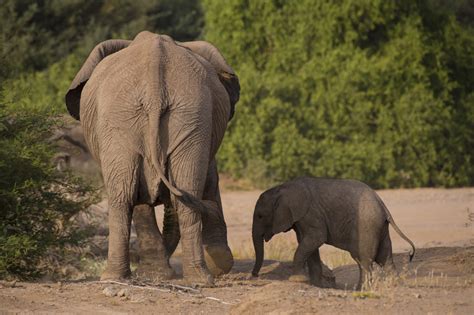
[162,205,180,256]
[133,204,175,281]
[289,237,322,283]
[308,249,336,288]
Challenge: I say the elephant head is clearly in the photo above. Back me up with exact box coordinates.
[65,39,132,120]
[178,41,240,120]
[252,183,310,277]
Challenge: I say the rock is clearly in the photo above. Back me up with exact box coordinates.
[414,293,422,299]
[102,286,118,297]
[117,288,129,297]
[130,294,146,303]
[0,280,17,288]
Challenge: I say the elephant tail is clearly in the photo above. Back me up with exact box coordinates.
[147,107,210,213]
[376,194,416,262]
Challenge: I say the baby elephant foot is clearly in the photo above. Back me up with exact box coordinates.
[183,264,215,287]
[204,244,234,276]
[289,273,309,283]
[100,264,132,281]
[135,262,176,282]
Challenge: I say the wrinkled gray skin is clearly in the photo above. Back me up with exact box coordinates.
[65,31,240,286]
[252,177,415,289]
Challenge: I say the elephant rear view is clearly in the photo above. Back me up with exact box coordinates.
[65,31,240,285]
[251,177,415,289]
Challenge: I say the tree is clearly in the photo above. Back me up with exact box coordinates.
[203,0,474,188]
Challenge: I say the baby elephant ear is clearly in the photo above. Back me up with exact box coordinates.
[65,39,131,120]
[272,182,310,235]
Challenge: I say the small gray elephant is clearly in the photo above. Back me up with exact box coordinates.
[251,177,415,288]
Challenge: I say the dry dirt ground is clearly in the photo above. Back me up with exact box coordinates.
[1,187,473,314]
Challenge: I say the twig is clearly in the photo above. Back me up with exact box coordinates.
[96,280,170,293]
[204,296,235,305]
[95,280,236,305]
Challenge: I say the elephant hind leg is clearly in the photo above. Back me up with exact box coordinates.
[133,204,175,281]
[375,228,396,273]
[353,258,374,290]
[200,159,233,277]
[168,152,214,286]
[100,153,139,281]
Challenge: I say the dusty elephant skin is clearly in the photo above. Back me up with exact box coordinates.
[252,176,416,289]
[65,31,240,286]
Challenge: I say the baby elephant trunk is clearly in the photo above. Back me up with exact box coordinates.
[252,224,264,277]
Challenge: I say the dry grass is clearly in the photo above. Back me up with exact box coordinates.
[231,235,355,270]
[231,234,297,261]
[320,246,355,269]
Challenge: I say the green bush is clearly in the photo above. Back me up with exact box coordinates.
[2,54,81,114]
[0,106,95,279]
[0,0,203,74]
[204,0,474,188]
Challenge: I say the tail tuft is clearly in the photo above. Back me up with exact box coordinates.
[409,248,415,262]
[176,189,209,213]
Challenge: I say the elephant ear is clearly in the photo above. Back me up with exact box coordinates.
[178,41,240,120]
[65,39,131,120]
[272,182,310,234]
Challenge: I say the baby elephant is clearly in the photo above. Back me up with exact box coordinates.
[251,177,415,288]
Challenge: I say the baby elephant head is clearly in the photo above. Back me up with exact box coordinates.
[251,182,309,277]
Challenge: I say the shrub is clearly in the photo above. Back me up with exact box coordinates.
[0,106,96,279]
[204,0,474,188]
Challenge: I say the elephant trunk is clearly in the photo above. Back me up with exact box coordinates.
[252,224,264,277]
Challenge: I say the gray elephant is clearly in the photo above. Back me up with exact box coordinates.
[251,177,415,288]
[65,31,240,286]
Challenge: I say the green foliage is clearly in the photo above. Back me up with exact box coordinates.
[1,0,203,74]
[3,54,81,114]
[0,105,96,279]
[204,0,474,188]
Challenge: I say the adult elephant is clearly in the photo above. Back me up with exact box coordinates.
[65,31,240,286]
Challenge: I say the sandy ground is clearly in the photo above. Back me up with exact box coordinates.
[1,187,473,314]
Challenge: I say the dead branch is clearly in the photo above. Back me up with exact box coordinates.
[95,280,236,305]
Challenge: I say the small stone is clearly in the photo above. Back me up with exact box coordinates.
[102,286,118,297]
[130,294,146,303]
[117,288,129,297]
[414,293,422,299]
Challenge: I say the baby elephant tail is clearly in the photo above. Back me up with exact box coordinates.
[376,194,416,262]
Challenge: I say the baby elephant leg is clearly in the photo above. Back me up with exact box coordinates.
[353,255,374,290]
[307,249,323,286]
[375,231,396,274]
[307,250,336,288]
[289,237,322,283]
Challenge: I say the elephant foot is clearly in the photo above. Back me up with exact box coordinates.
[183,264,214,287]
[100,265,132,281]
[204,244,234,276]
[135,262,176,282]
[289,273,309,283]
